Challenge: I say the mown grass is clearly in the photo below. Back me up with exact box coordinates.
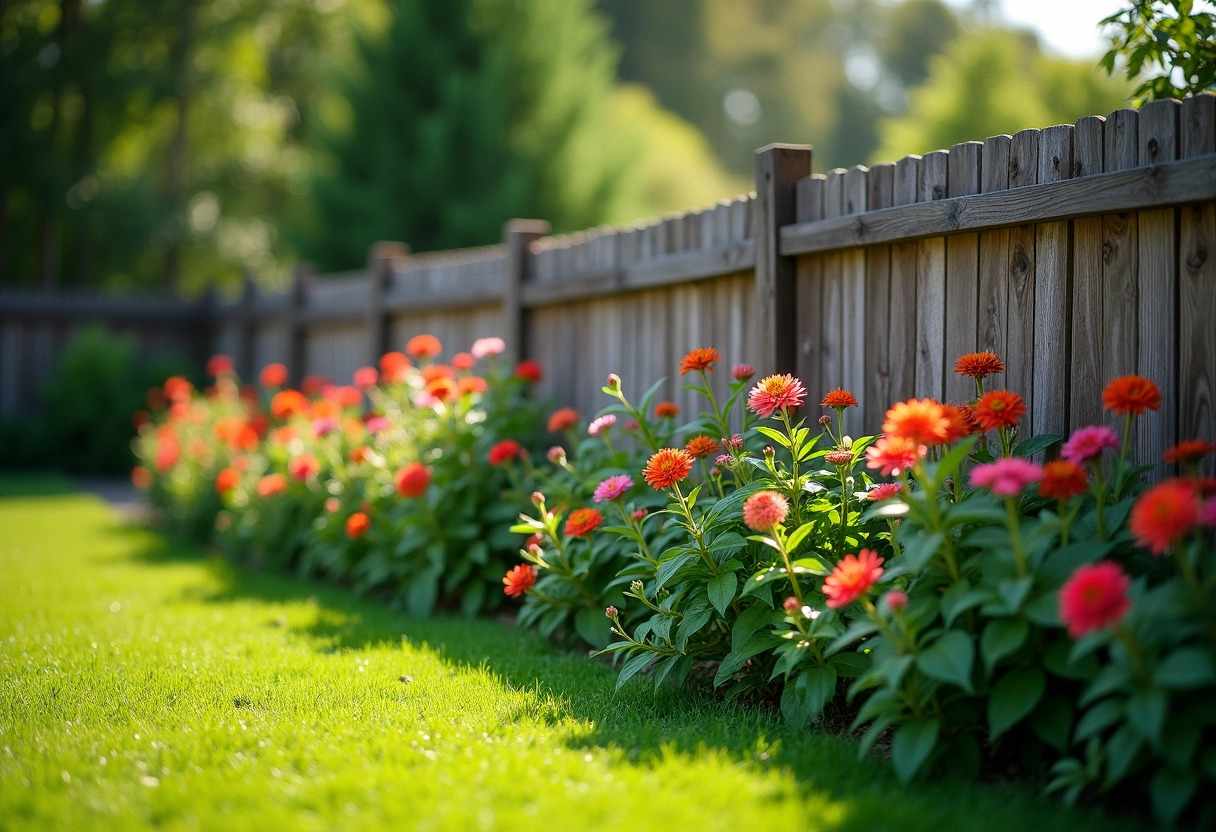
[0,476,1146,831]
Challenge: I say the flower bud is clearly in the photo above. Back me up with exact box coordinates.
[818,415,831,426]
[605,605,618,619]
[547,446,566,464]
[732,363,755,381]
[783,596,800,613]
[884,589,909,613]
[606,373,622,391]
[715,454,732,467]
[764,445,775,458]
[527,543,543,556]
[630,579,644,593]
[631,508,648,520]
[531,491,545,507]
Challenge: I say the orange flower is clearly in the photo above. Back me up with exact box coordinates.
[407,334,442,358]
[1129,478,1200,555]
[163,376,193,402]
[420,364,454,383]
[395,462,432,498]
[257,473,288,498]
[503,564,537,597]
[1103,375,1160,416]
[748,374,808,418]
[685,436,720,458]
[865,435,925,476]
[882,398,951,446]
[679,347,722,375]
[654,401,680,419]
[289,453,319,482]
[214,467,241,495]
[941,404,979,443]
[642,448,694,490]
[1038,460,1089,502]
[563,508,603,538]
[301,375,331,396]
[953,351,1005,378]
[270,389,308,420]
[1163,439,1216,464]
[457,376,488,396]
[974,390,1027,432]
[345,511,370,540]
[131,466,153,490]
[820,388,858,409]
[379,351,411,383]
[547,407,580,432]
[425,377,458,402]
[823,549,885,609]
[451,352,476,370]
[260,363,288,387]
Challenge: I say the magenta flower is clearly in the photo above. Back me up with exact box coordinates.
[1061,425,1119,464]
[365,416,391,433]
[593,475,634,503]
[969,458,1043,496]
[588,414,617,436]
[311,417,337,438]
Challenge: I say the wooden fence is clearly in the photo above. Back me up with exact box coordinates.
[2,95,1214,470]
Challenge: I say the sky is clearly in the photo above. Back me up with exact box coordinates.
[942,0,1133,59]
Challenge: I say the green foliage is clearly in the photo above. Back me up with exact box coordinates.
[1100,1,1216,102]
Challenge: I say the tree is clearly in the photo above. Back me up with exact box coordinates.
[1100,1,1216,102]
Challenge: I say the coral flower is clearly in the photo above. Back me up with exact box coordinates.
[457,376,488,396]
[1103,375,1161,415]
[503,564,537,597]
[471,337,506,359]
[206,354,234,377]
[214,467,241,495]
[131,466,153,490]
[642,448,694,490]
[679,347,722,375]
[865,436,926,476]
[593,475,634,503]
[257,474,288,498]
[420,364,455,383]
[588,414,617,436]
[352,367,378,389]
[824,449,853,466]
[514,360,543,382]
[407,334,442,358]
[163,376,194,402]
[685,436,720,458]
[260,363,288,388]
[742,490,789,531]
[301,375,331,396]
[270,389,308,420]
[330,385,363,408]
[395,462,432,498]
[1061,425,1119,464]
[1058,561,1132,638]
[451,352,476,370]
[548,407,580,433]
[488,439,522,466]
[882,399,951,446]
[974,390,1027,432]
[748,374,808,418]
[1129,478,1200,555]
[345,511,370,540]
[942,404,979,442]
[425,377,458,402]
[953,351,1005,379]
[969,458,1042,496]
[820,388,859,409]
[378,351,411,383]
[823,549,885,609]
[867,482,902,501]
[654,401,680,419]
[1038,460,1089,501]
[289,453,319,481]
[1163,439,1216,464]
[732,364,755,381]
[564,508,603,538]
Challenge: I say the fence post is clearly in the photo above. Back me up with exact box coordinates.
[502,219,549,358]
[238,273,258,382]
[754,143,812,376]
[195,286,218,370]
[288,262,315,386]
[366,241,410,365]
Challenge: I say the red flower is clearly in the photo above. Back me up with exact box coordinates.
[215,468,241,495]
[865,435,925,477]
[379,351,411,383]
[345,511,370,540]
[1039,460,1089,501]
[395,462,432,498]
[352,367,378,389]
[654,401,680,419]
[407,334,442,358]
[742,490,789,531]
[289,453,319,481]
[679,347,722,375]
[563,508,603,538]
[748,374,808,418]
[514,360,543,382]
[1163,439,1216,464]
[260,363,288,388]
[270,389,308,420]
[451,352,476,370]
[642,448,694,490]
[1103,375,1161,415]
[206,354,234,377]
[257,473,287,498]
[131,466,153,490]
[488,439,522,466]
[953,351,1005,379]
[329,385,363,409]
[820,388,858,409]
[1129,478,1200,555]
[974,390,1027,432]
[547,407,580,432]
[163,376,193,402]
[823,549,885,609]
[685,436,720,458]
[941,404,979,442]
[503,564,537,597]
[882,399,951,446]
[1058,561,1131,638]
[301,375,331,396]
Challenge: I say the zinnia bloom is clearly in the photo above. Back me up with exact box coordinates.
[654,401,680,419]
[867,482,902,501]
[502,564,537,597]
[378,351,411,383]
[820,388,859,409]
[732,364,755,381]
[969,458,1042,496]
[1103,375,1161,415]
[365,416,391,433]
[1129,478,1200,554]
[257,473,288,498]
[260,363,288,387]
[352,367,378,389]
[685,435,720,458]
[1163,439,1216,464]
[206,354,233,377]
[642,448,694,490]
[514,360,543,382]
[742,490,789,531]
[301,375,331,396]
[1039,460,1089,501]
[131,466,153,490]
[395,462,432,498]
[865,435,925,476]
[270,389,308,420]
[214,467,241,495]
[289,453,319,481]
[748,374,808,418]
[563,507,603,538]
[588,414,616,436]
[974,390,1027,432]
[345,512,370,540]
[471,337,506,359]
[1061,425,1119,464]
[451,352,476,370]
[425,377,458,402]
[882,399,951,446]
[407,334,442,358]
[457,376,487,395]
[823,549,885,609]
[163,376,193,402]
[593,475,633,503]
[488,439,522,466]
[1058,561,1132,638]
[548,408,580,432]
[942,404,979,442]
[953,351,1005,379]
[825,449,853,466]
[680,347,722,375]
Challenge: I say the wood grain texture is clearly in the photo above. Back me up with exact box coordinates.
[945,141,982,404]
[820,170,847,400]
[754,145,811,376]
[864,162,895,433]
[1070,115,1107,431]
[888,156,921,406]
[1102,109,1141,434]
[841,165,868,435]
[977,134,1011,408]
[1032,124,1073,440]
[1006,129,1039,418]
[794,175,826,404]
[915,151,948,402]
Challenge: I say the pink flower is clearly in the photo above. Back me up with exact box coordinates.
[593,475,634,503]
[969,458,1043,497]
[867,482,902,501]
[311,417,337,438]
[732,364,755,381]
[471,337,505,359]
[1059,561,1132,638]
[1203,497,1216,529]
[547,446,566,464]
[883,589,908,613]
[865,436,925,477]
[742,490,789,531]
[747,374,808,418]
[365,416,391,433]
[588,414,617,436]
[715,454,732,466]
[352,367,379,389]
[1061,425,1119,464]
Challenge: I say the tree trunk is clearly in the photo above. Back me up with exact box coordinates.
[163,0,197,292]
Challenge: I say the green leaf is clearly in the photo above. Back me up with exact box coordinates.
[732,604,778,652]
[756,426,792,448]
[1030,694,1074,752]
[574,606,610,648]
[1155,647,1216,690]
[940,580,992,627]
[988,667,1046,739]
[707,572,737,616]
[930,435,979,490]
[1103,724,1143,787]
[1012,433,1063,459]
[616,651,655,691]
[1075,698,1125,741]
[1128,688,1167,745]
[714,631,783,686]
[791,557,829,575]
[828,651,872,678]
[1081,663,1133,707]
[781,665,838,726]
[675,602,713,648]
[784,522,815,554]
[741,566,791,598]
[980,618,1029,673]
[1151,767,1198,826]
[891,719,940,783]
[899,529,945,571]
[404,572,439,617]
[917,630,975,693]
[654,552,696,590]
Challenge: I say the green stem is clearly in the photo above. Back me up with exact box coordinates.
[779,409,804,527]
[1005,497,1029,576]
[671,482,718,576]
[773,529,805,605]
[699,368,730,439]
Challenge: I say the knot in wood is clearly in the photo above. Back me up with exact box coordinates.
[1052,155,1060,171]
[1187,247,1209,270]
[932,185,945,200]
[1147,138,1159,158]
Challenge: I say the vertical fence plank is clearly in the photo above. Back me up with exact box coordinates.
[1136,99,1180,467]
[1007,129,1040,417]
[238,274,258,382]
[888,156,920,407]
[841,165,869,435]
[503,220,550,359]
[978,135,1010,372]
[1070,115,1107,431]
[864,163,895,433]
[1102,108,1140,432]
[288,263,314,384]
[366,241,408,366]
[754,145,812,377]
[915,150,948,401]
[945,141,983,404]
[795,175,826,405]
[1032,124,1073,441]
[821,170,847,398]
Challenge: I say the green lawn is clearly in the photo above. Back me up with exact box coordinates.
[0,477,1144,831]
